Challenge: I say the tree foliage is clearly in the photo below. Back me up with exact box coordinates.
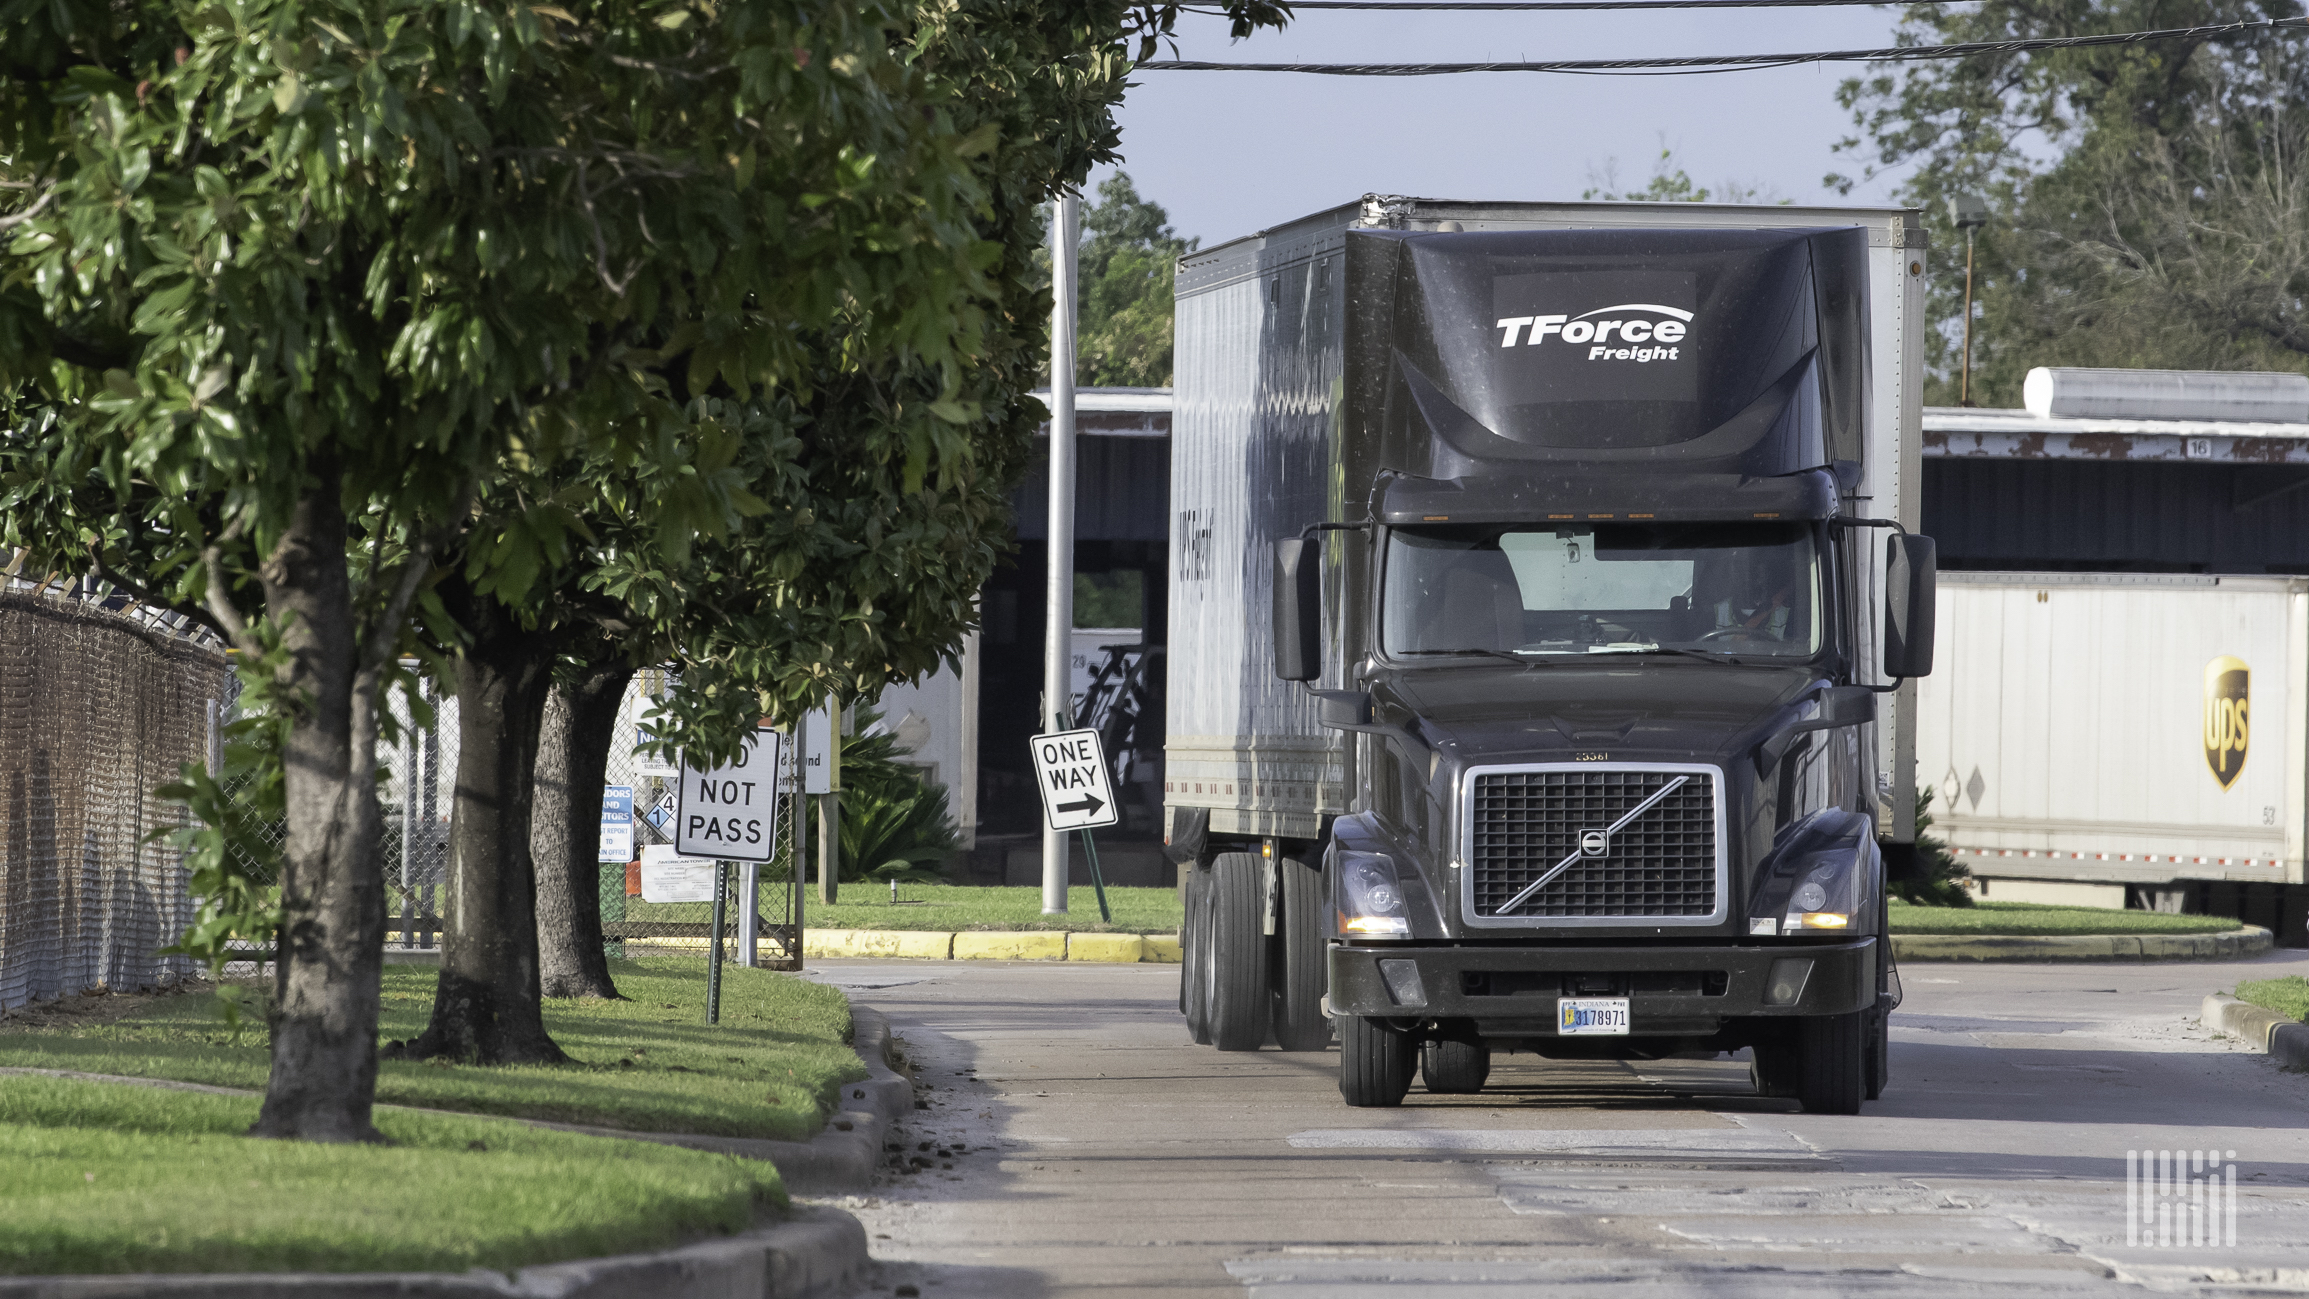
[1830,2,2309,404]
[1076,171,1196,388]
[0,0,1012,1135]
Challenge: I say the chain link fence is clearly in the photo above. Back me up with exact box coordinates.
[382,671,803,968]
[0,581,226,1012]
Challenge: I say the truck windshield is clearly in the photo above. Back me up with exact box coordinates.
[1381,522,1823,659]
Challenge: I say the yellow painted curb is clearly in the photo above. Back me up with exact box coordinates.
[805,929,955,960]
[952,931,1068,961]
[1065,933,1146,963]
[1143,935,1183,964]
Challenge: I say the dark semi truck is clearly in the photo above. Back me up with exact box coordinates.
[1163,197,1937,1114]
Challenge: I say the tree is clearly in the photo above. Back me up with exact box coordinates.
[0,0,994,1130]
[1828,2,2309,404]
[1582,142,1784,205]
[1078,172,1198,388]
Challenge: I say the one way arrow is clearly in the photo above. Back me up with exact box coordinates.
[1056,793,1105,817]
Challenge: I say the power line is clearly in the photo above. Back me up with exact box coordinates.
[1268,0,1954,8]
[1138,14,2306,74]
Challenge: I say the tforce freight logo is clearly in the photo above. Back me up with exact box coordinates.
[1488,271,1699,405]
[1495,304,1693,365]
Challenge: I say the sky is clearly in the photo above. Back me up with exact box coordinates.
[1086,5,1924,246]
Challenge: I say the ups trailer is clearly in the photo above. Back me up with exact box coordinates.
[1918,570,2309,941]
[1162,196,1937,1114]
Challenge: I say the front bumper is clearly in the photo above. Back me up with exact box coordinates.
[1329,938,1876,1035]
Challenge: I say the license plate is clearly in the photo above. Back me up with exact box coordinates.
[1558,997,1630,1036]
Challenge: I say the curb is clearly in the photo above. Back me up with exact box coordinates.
[2201,992,2309,1070]
[1891,924,2274,962]
[801,929,1183,964]
[0,1207,866,1299]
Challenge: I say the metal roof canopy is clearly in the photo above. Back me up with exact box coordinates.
[1924,405,2309,465]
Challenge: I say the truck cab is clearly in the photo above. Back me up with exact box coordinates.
[1167,199,1936,1115]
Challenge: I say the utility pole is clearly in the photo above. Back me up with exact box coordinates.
[1042,192,1081,916]
[1950,193,1989,408]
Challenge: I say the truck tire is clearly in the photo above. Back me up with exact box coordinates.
[1271,856,1330,1052]
[1749,1028,1801,1099]
[1208,852,1270,1051]
[1863,1004,1889,1101]
[1338,1014,1416,1107]
[1420,1033,1489,1094]
[1183,868,1212,1045]
[1797,1010,1866,1115]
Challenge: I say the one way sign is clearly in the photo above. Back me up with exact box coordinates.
[1030,729,1119,832]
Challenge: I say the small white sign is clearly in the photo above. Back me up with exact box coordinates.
[638,846,721,904]
[598,785,634,863]
[675,729,782,861]
[774,707,841,794]
[1030,728,1119,831]
[635,722,680,777]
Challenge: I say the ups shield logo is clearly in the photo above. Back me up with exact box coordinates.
[2203,656,2250,790]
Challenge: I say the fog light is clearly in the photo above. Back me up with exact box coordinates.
[1377,958,1427,1008]
[1763,957,1813,1007]
[1798,912,1849,929]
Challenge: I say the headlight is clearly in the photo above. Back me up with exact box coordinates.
[1785,861,1857,930]
[1336,851,1409,936]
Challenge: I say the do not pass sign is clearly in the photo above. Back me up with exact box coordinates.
[674,728,782,862]
[1031,728,1119,832]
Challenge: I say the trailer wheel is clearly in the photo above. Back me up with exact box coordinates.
[1420,1032,1489,1094]
[1338,1014,1416,1107]
[1182,868,1212,1045]
[1208,852,1270,1051]
[1797,1010,1866,1115]
[1271,856,1330,1052]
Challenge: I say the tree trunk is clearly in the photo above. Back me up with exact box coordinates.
[403,586,568,1064]
[249,482,389,1143]
[535,655,634,1000]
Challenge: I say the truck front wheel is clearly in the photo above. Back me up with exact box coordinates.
[1208,852,1270,1051]
[1338,1014,1416,1107]
[1797,1010,1866,1115]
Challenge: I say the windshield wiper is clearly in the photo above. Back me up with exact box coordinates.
[1584,644,1745,666]
[1395,648,1546,667]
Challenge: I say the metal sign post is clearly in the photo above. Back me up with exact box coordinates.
[1030,725,1119,921]
[705,860,728,1025]
[1042,191,1081,916]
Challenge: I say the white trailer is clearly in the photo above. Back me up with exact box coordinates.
[1916,571,2309,896]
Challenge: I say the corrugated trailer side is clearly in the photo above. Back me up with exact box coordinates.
[1917,571,2309,887]
[1165,204,1359,843]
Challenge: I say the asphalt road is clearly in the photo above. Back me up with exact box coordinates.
[811,950,2309,1298]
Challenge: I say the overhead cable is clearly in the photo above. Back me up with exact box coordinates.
[1268,0,1955,8]
[1138,13,2307,74]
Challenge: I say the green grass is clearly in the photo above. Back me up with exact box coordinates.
[631,882,1188,934]
[0,1075,779,1275]
[0,958,860,1141]
[2236,975,2309,1022]
[1890,899,2243,936]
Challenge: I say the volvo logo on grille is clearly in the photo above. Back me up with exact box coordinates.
[1578,829,1610,857]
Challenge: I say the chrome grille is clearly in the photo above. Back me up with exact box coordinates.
[1466,767,1720,923]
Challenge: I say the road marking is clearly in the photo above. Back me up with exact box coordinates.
[1284,1128,1819,1160]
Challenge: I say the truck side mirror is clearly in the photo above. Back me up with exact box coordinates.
[1884,533,1937,680]
[1273,538,1322,681]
